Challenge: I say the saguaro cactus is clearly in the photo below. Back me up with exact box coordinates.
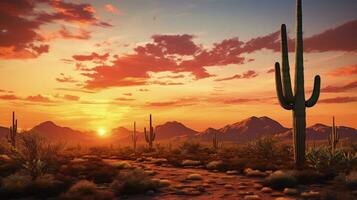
[329,116,339,151]
[212,132,219,149]
[132,121,138,154]
[144,114,155,149]
[274,0,321,167]
[8,111,17,148]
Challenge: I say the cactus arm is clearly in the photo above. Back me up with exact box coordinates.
[305,75,321,107]
[144,127,149,142]
[280,24,294,102]
[275,62,293,110]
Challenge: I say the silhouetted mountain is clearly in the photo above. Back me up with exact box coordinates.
[212,116,289,142]
[155,121,198,140]
[197,128,223,140]
[31,121,91,143]
[111,126,133,139]
[275,123,357,141]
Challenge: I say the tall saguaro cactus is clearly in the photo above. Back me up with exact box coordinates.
[144,114,155,149]
[274,0,321,167]
[132,121,138,154]
[329,116,339,151]
[8,111,17,148]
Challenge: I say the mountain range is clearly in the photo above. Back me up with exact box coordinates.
[0,116,356,145]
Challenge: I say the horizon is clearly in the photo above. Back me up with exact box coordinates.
[1,0,356,132]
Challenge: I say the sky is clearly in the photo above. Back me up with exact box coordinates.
[0,0,356,132]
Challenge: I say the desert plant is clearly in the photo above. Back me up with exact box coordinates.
[144,114,155,149]
[212,131,220,150]
[8,132,64,180]
[63,180,114,200]
[0,174,32,197]
[329,116,339,151]
[274,0,321,167]
[7,111,17,149]
[264,170,297,190]
[111,169,159,195]
[132,121,138,154]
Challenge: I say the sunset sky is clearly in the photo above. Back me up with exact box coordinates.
[0,0,356,132]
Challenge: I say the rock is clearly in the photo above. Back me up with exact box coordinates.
[182,160,201,166]
[244,194,261,200]
[238,191,254,196]
[159,179,171,187]
[144,170,156,176]
[301,191,320,198]
[283,188,299,195]
[270,192,283,197]
[261,187,273,193]
[110,161,132,169]
[196,185,206,192]
[186,173,203,181]
[206,160,223,170]
[146,190,155,195]
[151,158,168,164]
[226,170,239,175]
[175,189,187,195]
[253,183,263,190]
[224,184,234,189]
[275,198,295,200]
[244,168,267,177]
[238,185,248,189]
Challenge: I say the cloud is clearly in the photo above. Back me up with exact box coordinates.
[221,98,261,104]
[0,0,111,59]
[58,26,91,40]
[25,94,53,103]
[104,4,121,15]
[215,70,258,81]
[305,20,357,52]
[123,93,132,96]
[138,88,149,92]
[115,97,135,101]
[146,98,196,107]
[319,96,357,104]
[0,95,20,100]
[56,73,78,83]
[266,68,275,74]
[62,94,80,101]
[328,65,357,76]
[73,52,110,62]
[321,80,357,93]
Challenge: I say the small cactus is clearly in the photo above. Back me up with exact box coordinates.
[144,114,155,149]
[132,121,138,154]
[7,111,17,148]
[212,132,219,149]
[329,116,339,151]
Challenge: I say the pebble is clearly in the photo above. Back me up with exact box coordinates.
[283,188,299,195]
[301,191,320,198]
[226,170,239,175]
[261,187,273,193]
[244,194,261,200]
[224,184,234,189]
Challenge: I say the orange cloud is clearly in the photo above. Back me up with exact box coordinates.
[319,96,357,104]
[321,80,357,93]
[104,4,120,14]
[328,65,357,76]
[56,73,78,83]
[215,70,258,82]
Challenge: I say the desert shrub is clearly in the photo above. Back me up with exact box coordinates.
[264,170,297,190]
[61,158,116,184]
[111,169,159,195]
[32,174,67,197]
[321,190,356,200]
[345,171,357,190]
[306,147,357,173]
[8,132,65,180]
[63,180,114,200]
[0,155,20,177]
[179,140,204,155]
[206,160,224,170]
[0,174,32,197]
[290,169,326,184]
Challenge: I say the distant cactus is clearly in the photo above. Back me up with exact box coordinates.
[212,132,219,149]
[328,116,339,151]
[144,114,155,149]
[132,121,138,154]
[7,111,17,148]
[274,0,321,167]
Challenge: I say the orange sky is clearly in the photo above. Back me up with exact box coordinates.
[0,0,356,132]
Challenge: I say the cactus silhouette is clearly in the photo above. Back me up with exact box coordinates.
[132,121,138,154]
[144,114,155,149]
[329,116,339,151]
[8,111,17,148]
[274,0,321,167]
[212,131,219,149]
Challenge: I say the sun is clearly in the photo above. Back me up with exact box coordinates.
[97,128,107,137]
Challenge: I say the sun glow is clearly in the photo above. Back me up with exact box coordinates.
[97,128,107,137]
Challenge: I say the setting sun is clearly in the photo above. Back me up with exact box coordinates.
[97,128,107,137]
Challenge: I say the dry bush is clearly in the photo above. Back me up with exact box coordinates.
[63,180,114,200]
